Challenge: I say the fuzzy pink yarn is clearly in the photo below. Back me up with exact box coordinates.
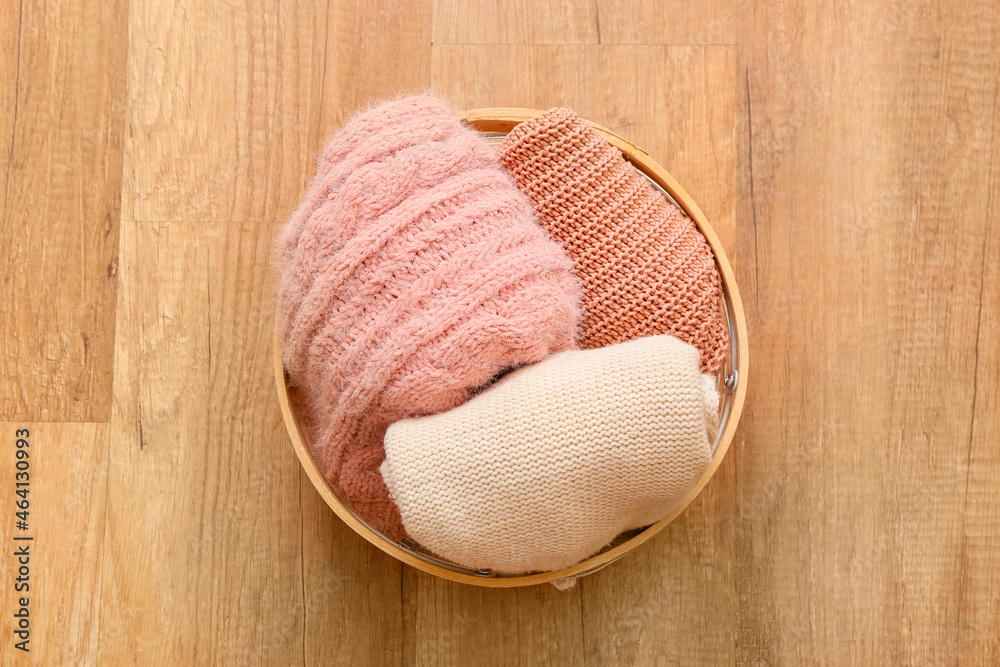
[276,95,581,540]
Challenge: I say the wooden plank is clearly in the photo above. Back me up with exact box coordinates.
[0,422,108,664]
[431,0,740,45]
[0,1,19,215]
[431,44,743,665]
[432,0,598,44]
[595,0,739,44]
[739,1,1000,663]
[402,570,585,667]
[300,484,404,667]
[320,0,434,132]
[122,0,328,223]
[957,141,1000,663]
[124,0,434,225]
[98,222,309,663]
[0,0,127,421]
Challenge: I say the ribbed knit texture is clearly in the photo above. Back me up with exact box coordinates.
[382,334,719,574]
[498,108,729,373]
[276,95,582,541]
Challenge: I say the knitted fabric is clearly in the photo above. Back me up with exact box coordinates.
[382,334,719,574]
[276,95,582,541]
[498,108,729,373]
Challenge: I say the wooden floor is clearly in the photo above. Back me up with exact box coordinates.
[1,0,998,664]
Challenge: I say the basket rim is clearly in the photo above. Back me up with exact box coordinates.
[273,107,750,588]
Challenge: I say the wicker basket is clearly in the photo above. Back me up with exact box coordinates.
[273,108,749,588]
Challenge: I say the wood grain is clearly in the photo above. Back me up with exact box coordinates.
[430,0,741,46]
[123,0,434,225]
[122,0,328,223]
[959,187,1000,663]
[0,2,18,215]
[0,0,127,421]
[300,480,404,666]
[403,570,585,667]
[739,1,1000,663]
[432,0,598,44]
[1,0,999,664]
[320,0,433,133]
[98,221,309,664]
[594,0,741,45]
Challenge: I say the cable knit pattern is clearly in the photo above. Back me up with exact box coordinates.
[498,108,729,373]
[276,96,582,541]
[382,334,719,574]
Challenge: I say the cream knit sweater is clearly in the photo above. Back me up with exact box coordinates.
[381,334,720,574]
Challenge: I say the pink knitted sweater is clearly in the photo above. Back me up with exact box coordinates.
[275,96,581,540]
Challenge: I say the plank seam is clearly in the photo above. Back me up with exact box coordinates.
[2,0,23,221]
[744,66,760,309]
